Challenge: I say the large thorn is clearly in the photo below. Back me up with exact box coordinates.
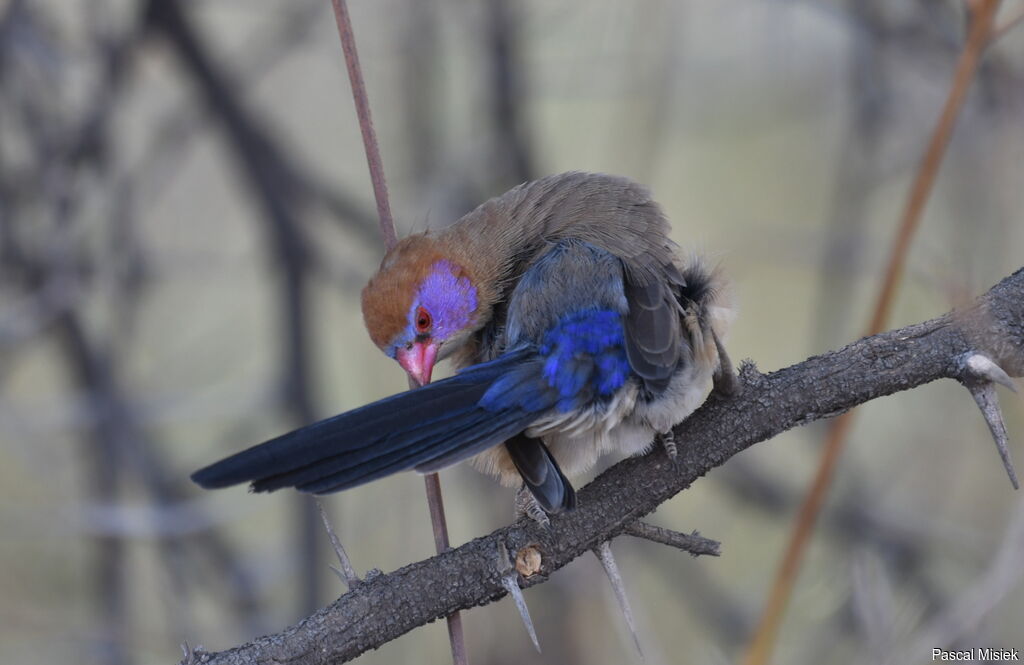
[965,381,1019,490]
[623,521,721,557]
[498,542,541,652]
[594,541,645,660]
[316,500,361,588]
[965,353,1018,393]
[961,354,1019,490]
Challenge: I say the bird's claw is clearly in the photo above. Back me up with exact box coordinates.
[515,486,550,527]
[658,430,678,462]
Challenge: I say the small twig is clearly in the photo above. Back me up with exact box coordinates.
[743,3,1005,664]
[623,522,721,557]
[329,0,396,251]
[316,500,359,587]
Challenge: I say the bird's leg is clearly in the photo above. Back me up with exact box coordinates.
[657,430,677,461]
[515,485,550,527]
[593,541,645,659]
[711,327,740,397]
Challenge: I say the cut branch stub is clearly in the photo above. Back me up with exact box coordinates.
[514,545,542,578]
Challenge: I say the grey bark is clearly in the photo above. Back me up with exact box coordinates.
[185,267,1024,665]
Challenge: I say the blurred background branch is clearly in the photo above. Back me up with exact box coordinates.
[745,2,1005,663]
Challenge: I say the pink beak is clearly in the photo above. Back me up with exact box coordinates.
[396,341,439,387]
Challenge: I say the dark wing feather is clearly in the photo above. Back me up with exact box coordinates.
[299,409,533,493]
[623,274,684,392]
[505,433,576,513]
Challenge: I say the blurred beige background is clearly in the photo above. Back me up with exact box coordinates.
[2,1,1023,664]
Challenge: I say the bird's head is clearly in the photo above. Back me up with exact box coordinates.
[361,236,480,386]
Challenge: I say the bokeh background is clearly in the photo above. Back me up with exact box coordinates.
[2,1,1023,664]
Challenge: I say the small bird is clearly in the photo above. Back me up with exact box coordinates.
[192,172,735,519]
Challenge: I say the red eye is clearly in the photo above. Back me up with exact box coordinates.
[415,306,432,333]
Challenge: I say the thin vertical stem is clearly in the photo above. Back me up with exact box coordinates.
[329,0,397,251]
[328,3,467,663]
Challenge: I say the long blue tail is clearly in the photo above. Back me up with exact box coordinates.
[191,349,538,494]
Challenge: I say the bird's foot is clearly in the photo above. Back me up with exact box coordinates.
[658,430,678,462]
[515,486,550,527]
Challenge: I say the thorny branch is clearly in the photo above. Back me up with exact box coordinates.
[185,267,1023,664]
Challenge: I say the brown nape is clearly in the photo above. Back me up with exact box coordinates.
[361,235,447,350]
